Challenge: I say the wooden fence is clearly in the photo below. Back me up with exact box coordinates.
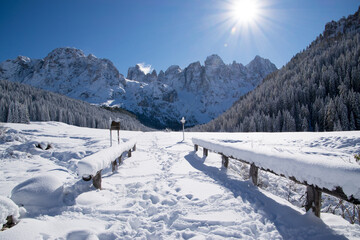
[193,142,360,218]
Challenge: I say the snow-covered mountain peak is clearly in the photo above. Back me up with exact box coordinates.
[127,64,146,81]
[204,54,225,67]
[87,53,97,60]
[44,47,86,61]
[127,64,157,83]
[165,65,182,75]
[15,56,31,63]
[246,55,277,78]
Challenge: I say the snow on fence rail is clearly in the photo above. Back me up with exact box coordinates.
[192,137,360,217]
[77,138,137,189]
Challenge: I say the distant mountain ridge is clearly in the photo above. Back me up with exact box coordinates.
[192,6,360,132]
[123,54,277,128]
[0,48,277,129]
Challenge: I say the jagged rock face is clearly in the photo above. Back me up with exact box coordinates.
[127,65,146,82]
[0,56,40,83]
[123,54,277,128]
[0,48,277,129]
[127,64,157,83]
[0,47,126,103]
[323,7,360,39]
[246,56,278,85]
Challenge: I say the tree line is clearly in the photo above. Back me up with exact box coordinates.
[0,79,149,131]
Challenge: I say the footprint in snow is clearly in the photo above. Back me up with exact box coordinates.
[185,194,193,200]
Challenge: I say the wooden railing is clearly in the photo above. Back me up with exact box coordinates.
[78,139,137,189]
[193,138,360,218]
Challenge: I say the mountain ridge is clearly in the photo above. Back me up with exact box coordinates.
[0,48,277,129]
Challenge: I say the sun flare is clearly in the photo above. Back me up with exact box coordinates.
[231,0,259,24]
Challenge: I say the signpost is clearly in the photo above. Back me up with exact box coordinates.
[180,117,186,141]
[110,120,121,146]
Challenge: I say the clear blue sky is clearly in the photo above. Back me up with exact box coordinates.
[0,0,359,76]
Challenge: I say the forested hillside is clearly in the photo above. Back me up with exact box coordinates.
[193,7,360,132]
[0,80,149,131]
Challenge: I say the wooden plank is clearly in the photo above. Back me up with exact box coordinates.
[128,149,132,158]
[194,144,198,152]
[319,186,360,205]
[305,185,322,217]
[249,163,259,186]
[203,148,208,157]
[118,155,122,164]
[222,154,229,168]
[93,170,102,189]
[110,121,121,130]
[133,144,136,151]
[112,160,117,172]
[1,215,15,230]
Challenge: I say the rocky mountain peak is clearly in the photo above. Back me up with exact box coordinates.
[44,47,86,61]
[127,64,145,81]
[204,54,225,67]
[127,65,158,82]
[15,56,31,63]
[246,55,277,78]
[165,65,182,76]
[322,6,360,39]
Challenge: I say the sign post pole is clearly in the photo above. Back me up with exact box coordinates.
[180,117,186,141]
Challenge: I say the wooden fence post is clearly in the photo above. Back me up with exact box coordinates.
[222,154,229,168]
[133,144,136,151]
[305,185,322,217]
[118,155,122,164]
[128,149,132,157]
[112,160,118,172]
[93,170,102,189]
[2,215,15,230]
[194,144,198,152]
[249,163,259,186]
[203,148,208,157]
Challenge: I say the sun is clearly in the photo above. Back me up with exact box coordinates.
[230,0,259,24]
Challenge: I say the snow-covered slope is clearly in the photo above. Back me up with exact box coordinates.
[1,122,360,239]
[0,48,277,129]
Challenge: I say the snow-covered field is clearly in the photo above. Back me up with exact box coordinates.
[1,122,360,239]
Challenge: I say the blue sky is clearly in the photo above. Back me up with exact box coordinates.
[0,0,359,76]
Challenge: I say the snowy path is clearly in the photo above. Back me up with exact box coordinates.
[1,123,360,239]
[91,133,287,239]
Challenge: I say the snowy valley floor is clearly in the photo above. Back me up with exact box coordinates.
[1,122,360,239]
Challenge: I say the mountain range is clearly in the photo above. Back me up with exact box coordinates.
[0,48,276,129]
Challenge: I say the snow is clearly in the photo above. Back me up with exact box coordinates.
[0,122,360,239]
[77,137,137,177]
[11,171,68,214]
[0,196,20,226]
[192,135,360,200]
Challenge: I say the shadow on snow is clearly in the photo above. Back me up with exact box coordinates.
[184,152,347,240]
